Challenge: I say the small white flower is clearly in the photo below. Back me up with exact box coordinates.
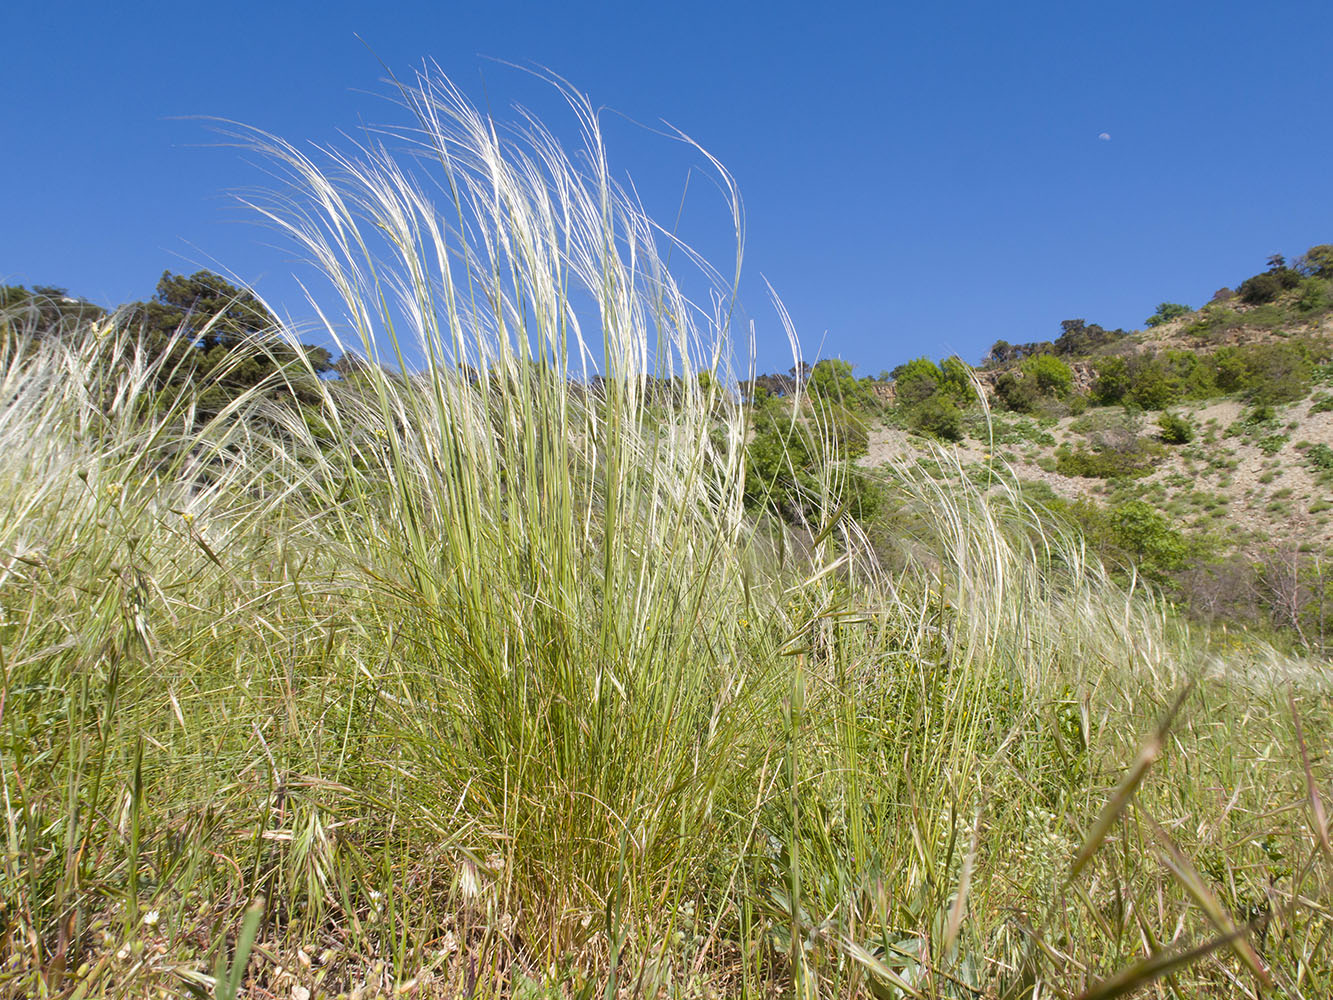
[142,909,160,928]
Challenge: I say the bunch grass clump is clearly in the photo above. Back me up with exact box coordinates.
[1,68,1329,998]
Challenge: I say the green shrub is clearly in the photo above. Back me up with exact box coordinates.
[991,354,1077,414]
[1125,358,1178,409]
[891,356,945,404]
[1257,434,1288,455]
[1242,342,1314,405]
[1238,267,1300,305]
[808,357,879,411]
[745,399,876,518]
[906,394,964,441]
[1022,353,1075,396]
[1109,500,1190,579]
[1092,355,1131,405]
[1157,411,1194,444]
[993,370,1039,413]
[1296,276,1331,314]
[1212,347,1248,392]
[1304,442,1333,477]
[1309,393,1333,415]
[1145,302,1191,327]
[1055,446,1155,479]
[1296,244,1333,279]
[892,355,974,434]
[1092,351,1218,409]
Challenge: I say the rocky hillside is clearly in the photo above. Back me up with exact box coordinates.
[851,246,1333,648]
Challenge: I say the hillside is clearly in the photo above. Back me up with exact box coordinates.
[845,249,1333,648]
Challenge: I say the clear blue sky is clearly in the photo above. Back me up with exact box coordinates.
[6,0,1332,374]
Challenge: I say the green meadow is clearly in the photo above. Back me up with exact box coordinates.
[1,72,1329,998]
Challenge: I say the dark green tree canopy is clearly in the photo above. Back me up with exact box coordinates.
[0,284,107,337]
[1145,302,1191,328]
[1296,244,1333,279]
[124,271,335,413]
[987,320,1125,367]
[132,271,284,347]
[1237,252,1304,304]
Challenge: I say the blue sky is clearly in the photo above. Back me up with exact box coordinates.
[6,0,1332,374]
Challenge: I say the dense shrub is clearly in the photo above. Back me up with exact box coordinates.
[890,355,973,439]
[993,370,1039,413]
[1125,359,1177,409]
[1241,342,1315,405]
[1238,267,1301,305]
[1091,351,1216,410]
[891,357,945,405]
[1054,446,1155,479]
[1296,276,1331,313]
[807,358,879,411]
[1023,353,1074,395]
[1092,355,1132,405]
[1212,347,1248,392]
[1157,411,1194,444]
[1109,500,1190,579]
[745,397,875,518]
[991,354,1075,414]
[1145,302,1191,327]
[1296,244,1333,279]
[1094,341,1323,409]
[905,394,964,440]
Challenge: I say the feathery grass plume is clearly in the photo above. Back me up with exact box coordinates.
[236,63,802,963]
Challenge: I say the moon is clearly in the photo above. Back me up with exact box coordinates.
[1098,132,1112,141]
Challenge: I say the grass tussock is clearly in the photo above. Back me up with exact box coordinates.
[1,68,1330,998]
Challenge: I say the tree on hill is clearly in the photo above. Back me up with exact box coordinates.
[992,354,1074,413]
[1023,353,1074,396]
[124,271,335,413]
[1296,244,1333,279]
[888,356,970,439]
[1238,254,1303,305]
[0,284,107,338]
[891,357,946,405]
[1145,302,1191,327]
[987,320,1125,367]
[807,358,878,411]
[1053,319,1126,356]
